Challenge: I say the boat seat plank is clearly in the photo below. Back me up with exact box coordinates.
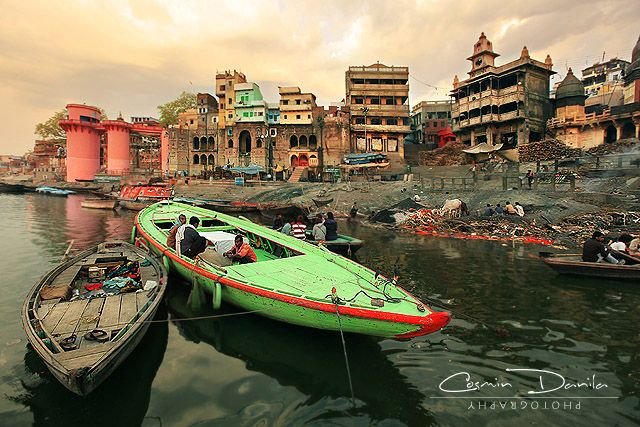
[52,300,90,336]
[119,293,138,326]
[136,290,150,312]
[50,265,83,287]
[98,295,122,330]
[42,303,71,333]
[62,352,105,371]
[37,304,51,320]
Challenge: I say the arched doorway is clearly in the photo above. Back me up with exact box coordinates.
[309,135,317,149]
[193,137,200,150]
[290,135,298,148]
[239,130,251,154]
[299,135,308,146]
[193,155,200,164]
[208,136,215,150]
[621,122,635,139]
[228,139,233,148]
[200,154,207,166]
[208,154,215,166]
[200,136,207,151]
[605,125,617,144]
[290,155,299,168]
[298,154,309,167]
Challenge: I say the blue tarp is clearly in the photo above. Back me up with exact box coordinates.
[229,165,265,175]
[343,153,388,164]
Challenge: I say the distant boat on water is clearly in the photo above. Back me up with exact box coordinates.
[35,186,76,196]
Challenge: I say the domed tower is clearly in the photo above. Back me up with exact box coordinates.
[102,114,132,175]
[467,32,500,78]
[59,104,102,182]
[555,68,586,120]
[623,34,640,104]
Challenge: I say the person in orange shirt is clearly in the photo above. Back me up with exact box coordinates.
[224,235,257,264]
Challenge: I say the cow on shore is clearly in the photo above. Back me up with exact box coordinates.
[438,198,469,218]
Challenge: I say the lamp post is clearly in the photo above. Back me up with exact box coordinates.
[258,128,273,181]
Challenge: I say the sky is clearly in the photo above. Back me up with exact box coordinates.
[1,0,638,155]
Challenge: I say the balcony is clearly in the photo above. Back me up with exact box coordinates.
[351,124,411,133]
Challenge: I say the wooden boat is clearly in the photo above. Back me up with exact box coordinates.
[259,204,310,224]
[22,241,167,395]
[134,201,450,339]
[118,185,173,211]
[81,198,118,210]
[0,181,29,193]
[305,230,364,256]
[312,197,334,208]
[540,253,640,281]
[202,200,260,213]
[36,186,76,196]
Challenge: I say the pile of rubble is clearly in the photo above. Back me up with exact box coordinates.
[519,139,583,162]
[419,142,468,166]
[585,138,640,156]
[547,210,640,246]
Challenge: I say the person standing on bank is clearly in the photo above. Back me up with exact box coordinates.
[526,170,535,189]
[324,212,338,241]
[349,202,358,221]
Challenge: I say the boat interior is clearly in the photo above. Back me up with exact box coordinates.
[29,243,162,362]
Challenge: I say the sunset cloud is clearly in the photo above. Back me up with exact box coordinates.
[1,0,638,154]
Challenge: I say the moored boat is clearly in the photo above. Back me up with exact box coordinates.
[541,253,640,281]
[305,230,364,256]
[134,201,450,339]
[118,185,173,210]
[22,241,167,395]
[81,198,118,210]
[36,186,76,196]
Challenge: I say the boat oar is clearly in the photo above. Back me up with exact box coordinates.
[61,239,75,262]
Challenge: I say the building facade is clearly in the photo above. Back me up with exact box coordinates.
[215,70,247,129]
[279,86,317,125]
[411,100,452,148]
[345,63,410,165]
[581,58,630,98]
[451,33,555,149]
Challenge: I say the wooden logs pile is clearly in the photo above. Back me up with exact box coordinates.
[519,139,583,162]
[419,142,468,166]
[586,138,640,156]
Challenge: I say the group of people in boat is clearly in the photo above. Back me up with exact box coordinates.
[582,231,640,264]
[272,212,339,242]
[166,214,256,264]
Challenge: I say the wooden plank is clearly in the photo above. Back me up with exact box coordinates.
[42,303,70,333]
[136,291,149,312]
[56,342,113,361]
[50,265,83,287]
[62,352,105,370]
[37,305,51,320]
[52,300,90,335]
[76,298,105,333]
[98,295,122,330]
[119,293,138,326]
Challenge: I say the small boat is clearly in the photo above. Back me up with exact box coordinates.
[259,204,310,224]
[22,241,167,395]
[540,252,640,281]
[134,201,450,339]
[305,231,364,256]
[36,186,76,196]
[81,198,118,210]
[312,198,334,208]
[118,185,173,211]
[202,200,260,214]
[0,182,29,193]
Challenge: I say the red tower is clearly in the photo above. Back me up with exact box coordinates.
[59,104,102,182]
[102,117,132,175]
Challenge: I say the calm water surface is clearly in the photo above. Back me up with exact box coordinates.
[1,193,639,426]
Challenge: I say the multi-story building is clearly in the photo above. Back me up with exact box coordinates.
[215,70,247,129]
[451,33,555,149]
[581,58,630,98]
[548,36,640,148]
[279,87,317,125]
[234,83,268,124]
[267,103,280,125]
[411,100,452,147]
[130,116,159,125]
[345,63,410,165]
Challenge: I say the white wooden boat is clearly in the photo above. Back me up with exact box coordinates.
[81,198,118,210]
[22,241,166,395]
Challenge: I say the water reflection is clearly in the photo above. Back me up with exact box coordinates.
[166,284,435,426]
[9,305,168,427]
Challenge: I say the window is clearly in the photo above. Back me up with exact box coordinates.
[371,118,381,125]
[284,115,288,119]
[307,114,310,119]
[243,112,249,117]
[228,139,233,148]
[355,117,365,124]
[354,97,364,104]
[220,103,224,109]
[296,99,301,105]
[370,98,380,105]
[258,112,263,116]
[387,118,397,125]
[220,85,225,91]
[228,98,232,104]
[190,119,194,124]
[296,115,301,119]
[228,114,232,119]
[282,100,289,105]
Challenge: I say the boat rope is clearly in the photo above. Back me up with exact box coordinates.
[331,288,356,408]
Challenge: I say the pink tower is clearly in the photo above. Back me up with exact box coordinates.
[59,104,102,182]
[161,129,169,175]
[102,116,132,175]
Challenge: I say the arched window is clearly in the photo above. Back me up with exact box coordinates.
[193,137,200,150]
[208,154,215,165]
[208,136,215,150]
[239,130,252,154]
[290,135,298,148]
[256,138,263,148]
[200,154,207,165]
[228,139,233,148]
[193,155,200,164]
[309,135,317,148]
[200,136,207,151]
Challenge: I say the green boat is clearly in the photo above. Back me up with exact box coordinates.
[134,201,450,339]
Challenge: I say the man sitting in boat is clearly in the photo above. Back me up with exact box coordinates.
[312,213,327,242]
[166,214,186,249]
[177,216,209,259]
[324,212,338,241]
[582,231,622,264]
[291,215,307,240]
[223,235,257,264]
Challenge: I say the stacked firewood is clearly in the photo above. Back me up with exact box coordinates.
[419,142,468,166]
[585,138,640,156]
[519,139,583,162]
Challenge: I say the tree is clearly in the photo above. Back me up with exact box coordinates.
[34,109,67,141]
[34,108,108,141]
[157,92,197,127]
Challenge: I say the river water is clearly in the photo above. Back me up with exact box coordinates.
[0,193,639,426]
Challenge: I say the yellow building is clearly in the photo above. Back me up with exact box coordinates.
[215,70,247,128]
[278,86,317,125]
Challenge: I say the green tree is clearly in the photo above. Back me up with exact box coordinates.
[157,92,197,127]
[34,109,67,140]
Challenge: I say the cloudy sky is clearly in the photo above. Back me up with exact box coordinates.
[1,0,638,155]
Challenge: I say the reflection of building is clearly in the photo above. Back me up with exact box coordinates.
[346,63,410,165]
[411,100,452,147]
[547,35,640,149]
[451,33,555,149]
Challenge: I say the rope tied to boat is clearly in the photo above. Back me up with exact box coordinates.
[331,287,356,409]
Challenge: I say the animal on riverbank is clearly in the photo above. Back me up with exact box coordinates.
[437,199,469,218]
